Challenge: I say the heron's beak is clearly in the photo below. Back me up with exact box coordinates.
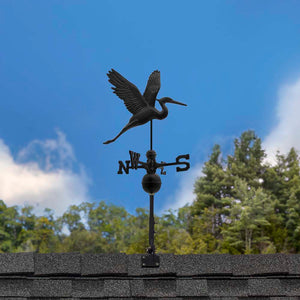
[168,99,187,106]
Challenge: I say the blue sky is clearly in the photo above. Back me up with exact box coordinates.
[1,1,300,220]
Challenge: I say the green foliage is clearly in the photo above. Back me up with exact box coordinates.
[221,179,273,254]
[1,130,300,254]
[190,130,300,254]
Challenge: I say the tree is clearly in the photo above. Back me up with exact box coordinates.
[191,131,281,254]
[191,144,231,243]
[57,229,106,253]
[221,179,273,254]
[261,147,300,252]
[33,215,58,253]
[61,204,86,233]
[123,208,149,254]
[227,131,266,190]
[86,200,131,252]
[15,204,36,252]
[0,200,23,252]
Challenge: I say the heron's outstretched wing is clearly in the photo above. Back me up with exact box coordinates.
[143,70,161,107]
[107,69,148,115]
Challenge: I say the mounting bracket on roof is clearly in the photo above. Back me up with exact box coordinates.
[141,253,160,268]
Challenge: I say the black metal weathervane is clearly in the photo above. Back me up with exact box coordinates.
[103,69,190,267]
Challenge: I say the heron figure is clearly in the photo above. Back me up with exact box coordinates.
[103,69,187,144]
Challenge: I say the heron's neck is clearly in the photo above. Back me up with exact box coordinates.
[157,100,168,120]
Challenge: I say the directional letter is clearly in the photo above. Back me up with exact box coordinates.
[118,160,130,174]
[176,154,190,172]
[129,150,141,169]
[159,161,167,175]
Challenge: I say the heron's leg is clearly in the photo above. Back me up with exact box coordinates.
[103,120,139,144]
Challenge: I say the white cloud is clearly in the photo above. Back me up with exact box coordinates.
[0,130,91,219]
[17,130,75,171]
[160,163,203,215]
[263,77,300,164]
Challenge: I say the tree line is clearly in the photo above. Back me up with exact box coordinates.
[1,130,300,254]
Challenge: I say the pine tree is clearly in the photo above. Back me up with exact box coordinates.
[227,130,265,191]
[262,147,300,252]
[191,144,230,243]
[221,179,273,254]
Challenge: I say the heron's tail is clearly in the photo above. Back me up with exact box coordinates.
[103,139,114,144]
[103,120,140,145]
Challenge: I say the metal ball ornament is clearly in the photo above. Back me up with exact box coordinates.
[142,173,161,195]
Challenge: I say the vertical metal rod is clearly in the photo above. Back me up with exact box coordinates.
[150,120,153,150]
[149,121,155,254]
[149,194,155,254]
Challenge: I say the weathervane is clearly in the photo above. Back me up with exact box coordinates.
[104,69,190,267]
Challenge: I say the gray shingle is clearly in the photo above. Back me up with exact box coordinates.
[0,279,30,297]
[231,255,250,276]
[239,298,270,300]
[287,254,300,275]
[176,254,232,276]
[81,253,127,275]
[107,298,135,300]
[0,252,34,275]
[207,279,248,297]
[210,298,239,300]
[160,298,182,300]
[248,278,285,296]
[281,279,300,296]
[131,279,176,297]
[180,297,210,300]
[271,297,300,300]
[175,254,199,276]
[29,298,76,300]
[107,298,140,300]
[72,278,105,298]
[30,279,72,297]
[128,253,176,276]
[232,254,288,276]
[104,279,131,297]
[176,279,208,296]
[34,252,81,276]
[0,298,26,300]
[2,253,300,299]
[108,297,183,300]
[252,254,289,275]
[0,298,27,300]
[116,298,158,300]
[79,298,108,300]
[107,298,148,300]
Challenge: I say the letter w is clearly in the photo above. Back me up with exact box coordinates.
[129,151,140,169]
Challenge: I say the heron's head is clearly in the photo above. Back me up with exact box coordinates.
[158,97,187,106]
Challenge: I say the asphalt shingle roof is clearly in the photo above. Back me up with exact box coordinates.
[0,252,300,299]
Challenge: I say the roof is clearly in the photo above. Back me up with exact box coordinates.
[0,252,300,299]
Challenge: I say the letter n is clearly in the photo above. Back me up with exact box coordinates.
[118,160,130,174]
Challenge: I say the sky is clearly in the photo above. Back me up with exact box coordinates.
[1,1,300,224]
